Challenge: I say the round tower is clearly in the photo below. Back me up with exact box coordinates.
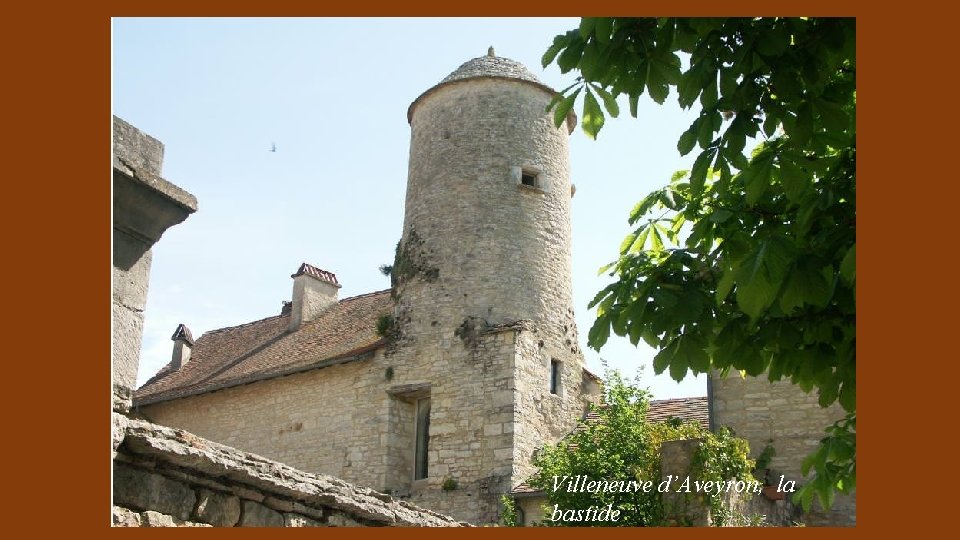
[395,49,579,342]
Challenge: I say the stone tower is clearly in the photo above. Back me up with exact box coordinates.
[399,48,578,334]
[384,50,595,522]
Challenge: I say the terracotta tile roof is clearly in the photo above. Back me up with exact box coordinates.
[134,290,392,406]
[510,396,709,496]
[645,397,709,426]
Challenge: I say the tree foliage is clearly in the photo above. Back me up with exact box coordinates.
[528,371,755,526]
[543,18,855,511]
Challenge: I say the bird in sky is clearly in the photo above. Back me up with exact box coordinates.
[270,142,277,152]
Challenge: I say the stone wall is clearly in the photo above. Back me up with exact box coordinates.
[112,116,196,396]
[112,415,466,527]
[512,326,598,485]
[710,371,856,525]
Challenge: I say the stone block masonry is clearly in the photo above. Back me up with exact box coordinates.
[112,415,467,527]
[710,371,856,526]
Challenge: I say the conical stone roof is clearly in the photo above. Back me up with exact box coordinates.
[439,52,544,86]
[407,48,559,123]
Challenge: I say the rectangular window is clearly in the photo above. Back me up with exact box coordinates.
[521,172,537,187]
[550,360,561,395]
[414,397,431,480]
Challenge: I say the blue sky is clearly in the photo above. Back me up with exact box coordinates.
[113,17,705,398]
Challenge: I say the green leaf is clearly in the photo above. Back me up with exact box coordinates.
[677,62,704,109]
[719,67,737,98]
[619,226,643,254]
[595,17,614,45]
[762,114,779,138]
[542,34,568,68]
[839,244,855,284]
[735,238,794,318]
[581,89,605,139]
[745,152,774,206]
[756,26,790,56]
[651,287,678,308]
[647,72,669,104]
[815,98,849,133]
[678,123,698,156]
[690,148,716,196]
[779,269,804,313]
[699,71,718,109]
[653,338,676,375]
[839,380,855,412]
[641,327,660,348]
[818,377,840,408]
[557,38,585,73]
[817,480,837,511]
[587,283,617,309]
[715,269,736,305]
[579,17,596,39]
[553,87,581,129]
[780,263,831,312]
[628,226,650,254]
[593,85,620,118]
[649,224,664,252]
[787,101,814,146]
[797,483,816,513]
[650,52,682,85]
[629,190,661,224]
[587,317,611,350]
[628,93,640,118]
[678,333,710,374]
[697,112,716,150]
[740,346,765,376]
[709,209,732,223]
[669,354,688,382]
[580,41,604,80]
[723,116,747,156]
[778,158,809,203]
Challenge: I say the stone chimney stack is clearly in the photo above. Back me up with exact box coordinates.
[171,324,194,370]
[288,263,341,331]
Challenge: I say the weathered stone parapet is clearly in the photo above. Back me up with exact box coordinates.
[112,416,468,527]
[113,506,212,527]
[112,116,197,395]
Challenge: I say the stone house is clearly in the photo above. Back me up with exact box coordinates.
[132,50,854,527]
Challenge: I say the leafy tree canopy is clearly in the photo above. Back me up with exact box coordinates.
[528,371,756,526]
[543,17,855,511]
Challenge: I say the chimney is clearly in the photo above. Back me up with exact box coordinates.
[171,323,194,370]
[288,263,341,331]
